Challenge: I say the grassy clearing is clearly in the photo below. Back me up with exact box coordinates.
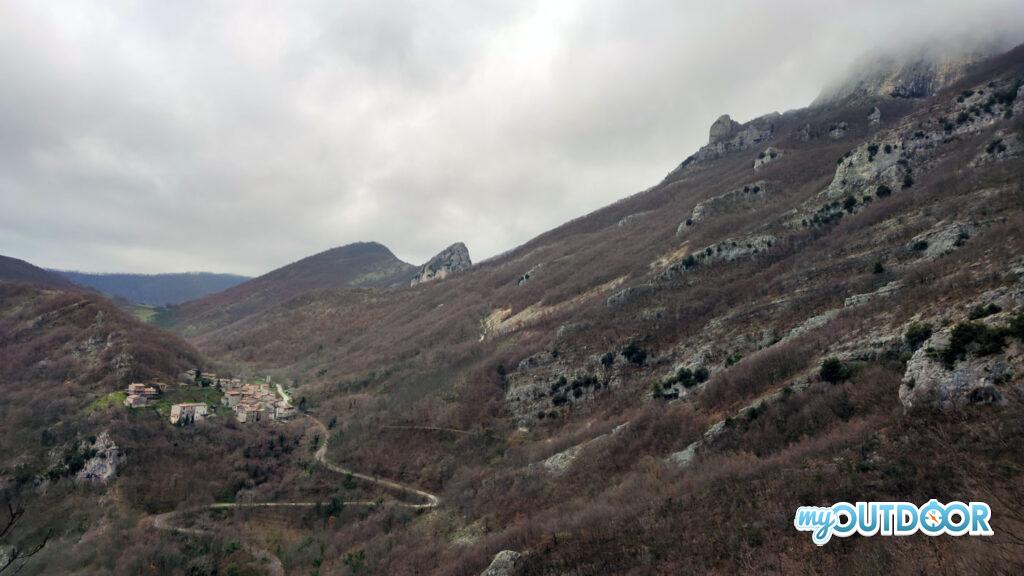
[87,391,127,412]
[150,305,179,328]
[128,304,157,323]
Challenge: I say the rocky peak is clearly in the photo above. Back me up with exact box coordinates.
[410,242,472,286]
[813,37,1013,107]
[665,112,779,179]
[708,114,741,144]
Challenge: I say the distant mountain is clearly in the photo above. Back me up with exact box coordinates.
[172,241,415,336]
[54,270,250,306]
[0,254,80,289]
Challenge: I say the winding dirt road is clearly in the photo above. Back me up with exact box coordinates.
[147,411,440,575]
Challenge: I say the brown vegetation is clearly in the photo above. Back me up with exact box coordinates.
[4,44,1024,575]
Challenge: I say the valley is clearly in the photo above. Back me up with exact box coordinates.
[148,412,440,576]
[2,36,1024,576]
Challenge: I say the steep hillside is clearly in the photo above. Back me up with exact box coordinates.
[53,270,250,306]
[0,282,338,575]
[0,282,202,472]
[167,45,1024,574]
[0,254,80,290]
[171,241,415,337]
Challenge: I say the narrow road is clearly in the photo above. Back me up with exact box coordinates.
[147,412,440,574]
[275,382,290,405]
[310,417,440,508]
[381,425,472,435]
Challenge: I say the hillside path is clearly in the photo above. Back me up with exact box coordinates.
[146,413,440,574]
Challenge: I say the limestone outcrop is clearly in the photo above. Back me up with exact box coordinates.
[505,351,609,424]
[516,264,542,286]
[906,223,973,260]
[709,114,742,144]
[678,181,771,235]
[900,331,1014,410]
[410,242,472,286]
[753,147,782,171]
[480,550,522,576]
[812,39,1008,106]
[829,121,848,139]
[663,234,776,279]
[75,431,123,484]
[824,139,909,201]
[665,113,779,177]
[972,131,1024,167]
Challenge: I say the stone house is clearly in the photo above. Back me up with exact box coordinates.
[222,389,242,407]
[234,401,266,423]
[272,401,297,421]
[127,383,160,398]
[124,394,149,408]
[170,402,208,425]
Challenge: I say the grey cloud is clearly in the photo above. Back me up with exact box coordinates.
[1,0,1022,275]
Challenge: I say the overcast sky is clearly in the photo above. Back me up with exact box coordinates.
[2,1,1023,275]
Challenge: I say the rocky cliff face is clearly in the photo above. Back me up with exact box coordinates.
[708,114,742,144]
[900,332,1014,410]
[480,550,522,576]
[813,39,1011,106]
[664,113,779,179]
[75,431,123,484]
[410,242,472,286]
[678,180,771,235]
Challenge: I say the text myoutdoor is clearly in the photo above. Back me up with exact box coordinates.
[794,500,993,546]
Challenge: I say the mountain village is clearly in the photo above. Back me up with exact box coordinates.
[122,369,296,425]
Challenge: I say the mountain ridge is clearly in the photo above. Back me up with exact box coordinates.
[53,270,251,306]
[171,241,417,336]
[0,254,81,290]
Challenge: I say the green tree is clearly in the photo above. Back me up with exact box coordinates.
[904,322,932,350]
[621,342,647,366]
[819,357,851,384]
[693,366,710,384]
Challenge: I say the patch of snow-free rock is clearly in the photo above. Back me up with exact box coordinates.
[900,332,1015,410]
[481,550,522,576]
[411,242,472,286]
[75,431,123,484]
